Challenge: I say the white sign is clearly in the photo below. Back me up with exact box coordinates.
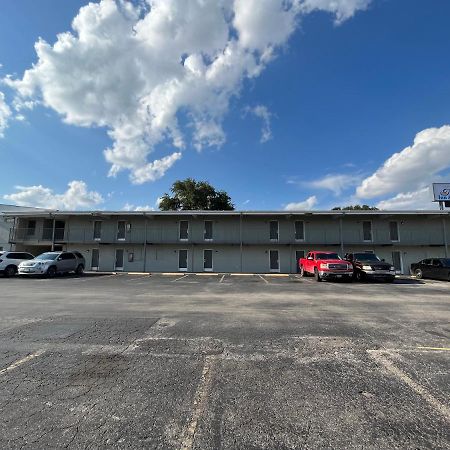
[432,183,450,202]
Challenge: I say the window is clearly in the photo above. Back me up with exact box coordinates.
[178,249,188,271]
[93,221,102,240]
[204,221,213,240]
[269,250,280,272]
[179,221,189,241]
[389,221,399,241]
[269,221,279,241]
[117,221,126,240]
[42,219,53,240]
[54,220,65,241]
[91,249,99,270]
[128,252,134,262]
[60,253,75,260]
[362,221,372,241]
[295,221,304,241]
[26,220,36,236]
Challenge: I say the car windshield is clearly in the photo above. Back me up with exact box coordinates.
[440,259,450,267]
[316,253,341,260]
[354,253,380,261]
[35,253,58,261]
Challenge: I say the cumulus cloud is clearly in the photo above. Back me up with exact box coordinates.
[356,125,450,200]
[244,105,272,143]
[4,0,369,183]
[123,203,154,211]
[308,173,362,195]
[376,187,437,210]
[4,180,104,210]
[284,195,318,210]
[0,91,11,137]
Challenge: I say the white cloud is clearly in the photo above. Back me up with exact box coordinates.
[300,0,372,23]
[308,173,362,195]
[284,195,318,210]
[123,203,154,211]
[0,91,11,137]
[244,105,272,143]
[4,0,369,183]
[376,187,437,210]
[4,180,104,210]
[356,125,450,199]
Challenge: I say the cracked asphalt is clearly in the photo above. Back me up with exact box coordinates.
[0,273,449,449]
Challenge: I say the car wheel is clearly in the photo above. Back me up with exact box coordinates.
[47,266,57,278]
[4,265,16,277]
[314,268,322,282]
[75,264,84,275]
[356,271,365,282]
[414,268,423,279]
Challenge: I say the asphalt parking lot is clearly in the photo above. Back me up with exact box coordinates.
[0,273,449,449]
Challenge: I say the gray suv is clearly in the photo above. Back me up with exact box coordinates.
[18,251,85,277]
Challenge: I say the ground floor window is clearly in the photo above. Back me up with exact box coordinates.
[178,249,188,271]
[204,249,213,271]
[91,249,99,270]
[269,250,280,272]
[115,249,124,271]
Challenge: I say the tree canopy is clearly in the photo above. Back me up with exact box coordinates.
[159,178,235,211]
[332,205,379,211]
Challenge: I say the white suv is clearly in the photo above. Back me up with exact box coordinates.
[0,251,35,277]
[18,251,85,277]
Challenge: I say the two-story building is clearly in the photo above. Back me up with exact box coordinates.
[3,210,449,274]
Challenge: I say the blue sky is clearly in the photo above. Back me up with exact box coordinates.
[1,0,450,211]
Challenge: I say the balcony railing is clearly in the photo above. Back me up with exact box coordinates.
[8,226,447,247]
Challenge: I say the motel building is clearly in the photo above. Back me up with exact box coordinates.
[2,209,450,275]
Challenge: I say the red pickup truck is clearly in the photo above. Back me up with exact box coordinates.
[299,251,353,282]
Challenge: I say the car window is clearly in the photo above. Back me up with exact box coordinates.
[36,253,58,261]
[422,259,431,265]
[25,253,35,259]
[61,253,76,260]
[316,253,341,260]
[6,253,20,259]
[73,251,83,259]
[432,259,443,267]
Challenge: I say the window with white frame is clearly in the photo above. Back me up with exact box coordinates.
[389,221,399,241]
[204,221,213,240]
[362,221,372,241]
[179,221,189,240]
[295,221,304,240]
[269,221,279,241]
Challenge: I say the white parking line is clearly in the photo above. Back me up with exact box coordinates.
[172,274,189,282]
[219,274,226,283]
[258,274,269,284]
[0,350,45,376]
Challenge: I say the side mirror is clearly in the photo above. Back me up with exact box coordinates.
[307,256,313,260]
[57,257,62,261]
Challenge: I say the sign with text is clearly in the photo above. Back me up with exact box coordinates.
[432,183,450,202]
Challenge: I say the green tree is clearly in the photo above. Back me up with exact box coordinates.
[332,205,379,211]
[159,178,235,211]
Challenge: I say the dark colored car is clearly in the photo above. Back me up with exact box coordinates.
[410,258,450,281]
[344,252,396,282]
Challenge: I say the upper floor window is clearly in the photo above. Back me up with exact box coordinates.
[93,221,102,240]
[295,221,304,240]
[269,221,279,241]
[117,221,126,240]
[26,220,36,236]
[179,220,189,240]
[204,221,213,240]
[389,221,399,241]
[362,221,372,241]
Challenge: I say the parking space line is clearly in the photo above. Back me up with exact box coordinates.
[368,350,450,422]
[258,274,269,284]
[172,274,189,282]
[180,355,215,450]
[417,346,450,351]
[0,349,45,376]
[219,274,226,283]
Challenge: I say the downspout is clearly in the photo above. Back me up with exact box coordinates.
[51,216,56,251]
[240,212,243,273]
[143,213,148,273]
[442,215,448,258]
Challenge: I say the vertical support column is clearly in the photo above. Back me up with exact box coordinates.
[442,215,448,258]
[51,216,56,251]
[339,216,344,256]
[239,213,243,273]
[143,213,148,273]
